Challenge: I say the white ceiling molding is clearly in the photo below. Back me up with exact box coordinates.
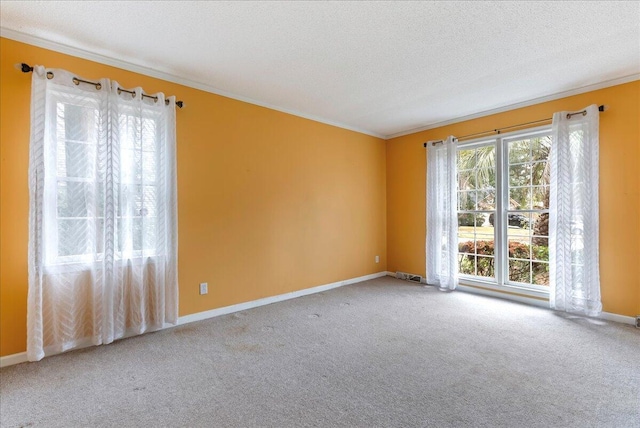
[0,27,386,139]
[385,73,640,140]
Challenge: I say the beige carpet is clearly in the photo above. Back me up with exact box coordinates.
[1,277,639,427]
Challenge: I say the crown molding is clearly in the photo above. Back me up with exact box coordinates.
[3,27,638,141]
[0,27,386,140]
[386,73,640,140]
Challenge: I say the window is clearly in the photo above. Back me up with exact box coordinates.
[48,96,161,266]
[27,66,178,361]
[456,128,551,292]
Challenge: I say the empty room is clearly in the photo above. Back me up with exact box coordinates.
[0,2,639,427]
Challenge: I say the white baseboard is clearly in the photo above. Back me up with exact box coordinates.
[386,272,638,326]
[0,271,387,368]
[178,271,387,325]
[3,271,634,368]
[599,312,636,326]
[0,352,28,368]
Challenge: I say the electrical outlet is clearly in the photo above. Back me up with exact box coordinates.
[375,255,380,263]
[199,282,208,295]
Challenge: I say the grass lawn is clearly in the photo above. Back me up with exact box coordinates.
[458,226,530,241]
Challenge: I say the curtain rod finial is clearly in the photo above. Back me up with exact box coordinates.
[17,63,33,73]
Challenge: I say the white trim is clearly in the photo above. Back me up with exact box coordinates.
[0,352,28,368]
[5,28,638,142]
[599,312,636,326]
[387,74,640,139]
[0,28,386,140]
[457,283,550,308]
[179,271,386,325]
[459,278,550,300]
[458,283,636,326]
[0,271,387,368]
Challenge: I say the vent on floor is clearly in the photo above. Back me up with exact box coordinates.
[396,271,423,283]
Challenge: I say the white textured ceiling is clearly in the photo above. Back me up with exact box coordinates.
[1,1,639,138]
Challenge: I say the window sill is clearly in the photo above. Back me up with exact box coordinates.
[458,277,550,301]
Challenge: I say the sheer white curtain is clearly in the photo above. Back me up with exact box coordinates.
[28,66,178,361]
[426,136,458,291]
[549,104,601,316]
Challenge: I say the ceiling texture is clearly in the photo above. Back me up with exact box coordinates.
[1,1,639,138]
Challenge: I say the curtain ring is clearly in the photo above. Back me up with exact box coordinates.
[582,111,587,116]
[46,71,54,79]
[95,83,102,90]
[131,92,135,98]
[154,96,158,103]
[117,88,122,95]
[566,113,571,119]
[72,77,80,85]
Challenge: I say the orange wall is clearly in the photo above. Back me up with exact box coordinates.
[387,81,640,317]
[0,38,387,357]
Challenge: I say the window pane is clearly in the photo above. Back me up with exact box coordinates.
[476,168,495,189]
[478,190,495,210]
[458,240,475,255]
[121,148,142,183]
[58,219,92,257]
[142,150,157,183]
[458,254,475,275]
[457,149,475,169]
[509,163,531,187]
[509,259,531,283]
[141,118,158,152]
[532,262,549,286]
[531,136,551,161]
[457,170,475,190]
[531,213,549,238]
[458,191,477,211]
[475,236,495,256]
[506,212,531,231]
[532,238,549,262]
[456,143,496,282]
[142,185,157,218]
[508,238,530,259]
[531,161,550,186]
[458,213,484,227]
[57,141,96,179]
[143,217,157,251]
[476,146,495,168]
[509,187,531,210]
[58,181,90,218]
[458,227,474,242]
[477,256,495,278]
[509,140,531,164]
[62,104,97,143]
[531,186,549,209]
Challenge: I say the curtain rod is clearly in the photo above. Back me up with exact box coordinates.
[20,63,184,108]
[423,105,605,147]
